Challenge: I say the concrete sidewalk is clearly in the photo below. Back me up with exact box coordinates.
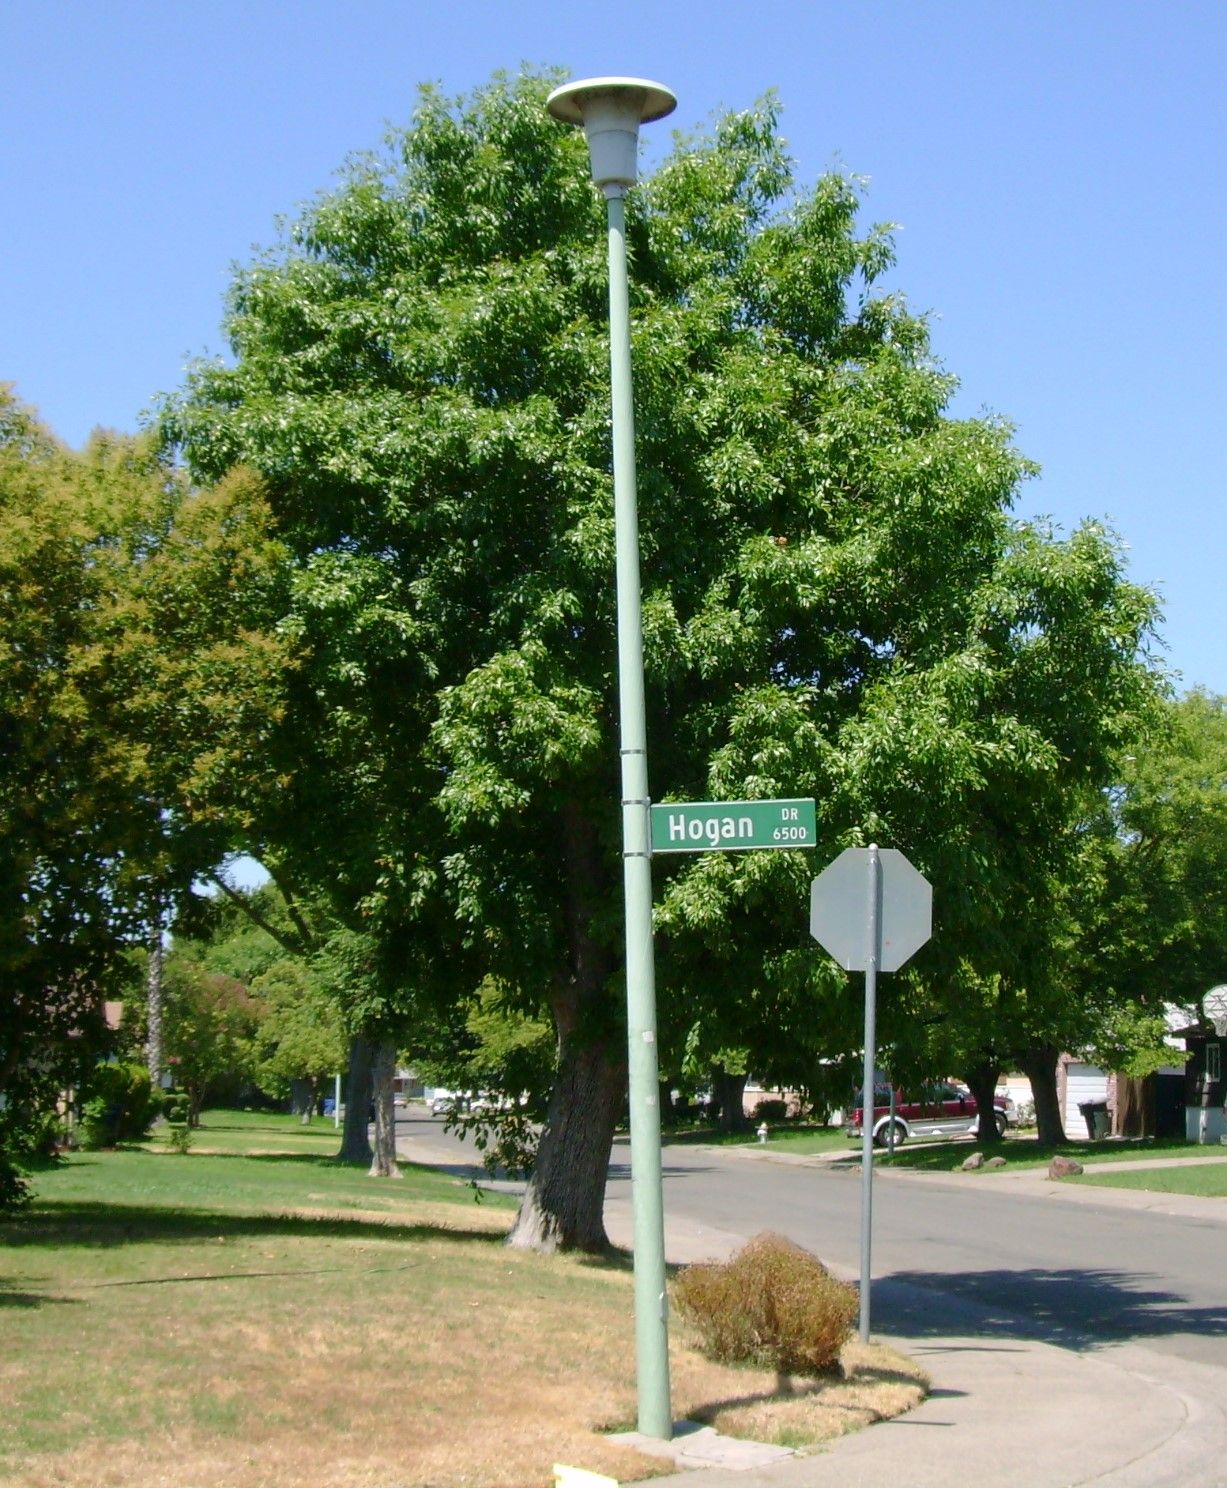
[616,1334,1227,1488]
[602,1160,1227,1488]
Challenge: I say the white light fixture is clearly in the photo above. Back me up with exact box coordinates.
[547,77,676,196]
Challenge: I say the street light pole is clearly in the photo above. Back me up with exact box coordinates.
[546,75,677,1442]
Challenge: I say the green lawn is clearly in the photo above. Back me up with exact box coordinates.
[751,1126,852,1156]
[1076,1160,1227,1198]
[662,1123,849,1155]
[656,1117,1225,1178]
[0,1108,925,1488]
[857,1134,1204,1173]
[151,1107,347,1155]
[59,1109,503,1217]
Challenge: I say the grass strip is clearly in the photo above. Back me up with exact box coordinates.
[1,1109,925,1487]
[852,1134,1208,1173]
[1074,1161,1227,1198]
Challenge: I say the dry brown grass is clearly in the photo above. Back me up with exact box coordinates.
[672,1337,929,1451]
[2,1214,663,1488]
[2,1143,926,1488]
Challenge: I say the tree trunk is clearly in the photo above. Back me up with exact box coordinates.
[145,920,164,1089]
[964,1060,1002,1144]
[506,800,623,1254]
[338,1032,374,1164]
[659,1080,677,1128]
[1021,1042,1065,1145]
[1116,1074,1145,1137]
[290,1077,314,1119]
[506,1026,623,1252]
[715,1068,750,1133]
[368,1037,401,1178]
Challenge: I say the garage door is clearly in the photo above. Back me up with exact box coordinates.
[1064,1063,1109,1130]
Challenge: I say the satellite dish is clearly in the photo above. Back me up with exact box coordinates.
[1203,986,1227,1037]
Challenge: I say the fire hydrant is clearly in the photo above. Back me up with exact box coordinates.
[757,1122,769,1144]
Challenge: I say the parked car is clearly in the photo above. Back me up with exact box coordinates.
[845,1082,1011,1146]
[470,1092,530,1115]
[430,1090,518,1117]
[429,1089,466,1116]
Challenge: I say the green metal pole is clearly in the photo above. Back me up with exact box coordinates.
[605,187,672,1441]
[859,843,882,1342]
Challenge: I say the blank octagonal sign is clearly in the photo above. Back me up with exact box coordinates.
[809,847,932,973]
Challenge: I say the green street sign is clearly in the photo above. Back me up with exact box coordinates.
[650,798,817,855]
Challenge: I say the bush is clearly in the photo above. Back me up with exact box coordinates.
[1,1107,66,1212]
[752,1098,789,1122]
[0,1158,33,1212]
[79,1063,158,1149]
[673,1232,858,1376]
[164,1092,193,1153]
[166,1122,194,1154]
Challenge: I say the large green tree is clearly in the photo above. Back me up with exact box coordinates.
[161,72,1160,1249]
[2,391,128,1194]
[161,952,260,1124]
[1063,689,1227,1100]
[0,387,291,1200]
[1107,690,1227,1003]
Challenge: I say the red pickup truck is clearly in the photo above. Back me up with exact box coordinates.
[845,1082,1012,1146]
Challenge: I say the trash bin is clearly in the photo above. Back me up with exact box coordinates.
[1078,1099,1110,1139]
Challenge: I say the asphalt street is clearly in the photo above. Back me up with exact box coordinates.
[604,1137,1227,1371]
[397,1110,1227,1484]
[397,1109,1226,1371]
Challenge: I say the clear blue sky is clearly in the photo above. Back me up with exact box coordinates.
[3,1,1224,694]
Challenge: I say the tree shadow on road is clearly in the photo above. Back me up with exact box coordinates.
[607,1161,718,1181]
[876,1267,1227,1351]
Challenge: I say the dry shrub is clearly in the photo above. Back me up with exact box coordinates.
[673,1232,858,1376]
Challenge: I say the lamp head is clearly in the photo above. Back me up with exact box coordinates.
[546,76,676,197]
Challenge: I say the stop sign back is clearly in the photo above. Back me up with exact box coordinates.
[809,847,932,972]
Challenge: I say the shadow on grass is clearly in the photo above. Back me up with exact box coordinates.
[195,1120,336,1132]
[0,1201,509,1253]
[876,1266,1227,1350]
[155,1149,373,1168]
[685,1356,943,1427]
[0,1276,81,1310]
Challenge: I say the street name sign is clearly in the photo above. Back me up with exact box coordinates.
[650,798,817,855]
[809,847,932,972]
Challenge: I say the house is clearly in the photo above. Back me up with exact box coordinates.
[998,1055,1185,1140]
[1169,987,1227,1145]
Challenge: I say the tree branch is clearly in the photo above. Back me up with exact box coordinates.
[203,873,310,958]
[263,863,318,953]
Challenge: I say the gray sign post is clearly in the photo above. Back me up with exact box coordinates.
[809,845,932,1340]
